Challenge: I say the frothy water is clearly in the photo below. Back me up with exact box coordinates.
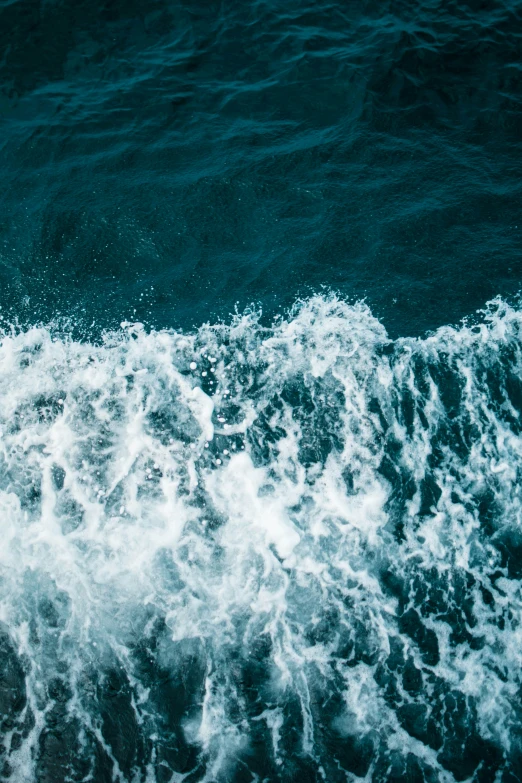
[1,294,522,782]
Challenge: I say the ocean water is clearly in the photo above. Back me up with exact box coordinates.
[1,1,522,781]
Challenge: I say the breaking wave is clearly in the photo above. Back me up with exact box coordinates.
[1,294,522,782]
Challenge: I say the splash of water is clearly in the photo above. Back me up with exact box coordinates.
[1,294,522,782]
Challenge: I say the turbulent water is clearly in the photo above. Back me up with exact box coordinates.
[2,0,522,781]
[0,296,522,781]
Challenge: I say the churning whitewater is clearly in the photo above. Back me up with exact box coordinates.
[1,295,522,782]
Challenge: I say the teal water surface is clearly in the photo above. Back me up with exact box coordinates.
[1,2,522,782]
[0,0,521,336]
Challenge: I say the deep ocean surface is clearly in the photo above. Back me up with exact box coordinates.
[1,1,522,782]
[1,0,521,335]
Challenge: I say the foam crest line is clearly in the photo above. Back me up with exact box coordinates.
[1,294,522,783]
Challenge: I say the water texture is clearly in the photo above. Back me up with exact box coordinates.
[1,297,522,782]
[1,1,522,782]
[0,0,521,334]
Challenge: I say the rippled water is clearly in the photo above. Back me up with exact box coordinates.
[1,0,521,336]
[1,0,522,781]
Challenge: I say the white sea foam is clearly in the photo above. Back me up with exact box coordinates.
[1,294,522,781]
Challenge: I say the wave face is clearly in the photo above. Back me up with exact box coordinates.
[1,295,522,782]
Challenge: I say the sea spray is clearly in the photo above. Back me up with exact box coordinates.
[0,295,521,781]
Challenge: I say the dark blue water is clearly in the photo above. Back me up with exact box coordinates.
[1,0,521,336]
[1,2,522,782]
